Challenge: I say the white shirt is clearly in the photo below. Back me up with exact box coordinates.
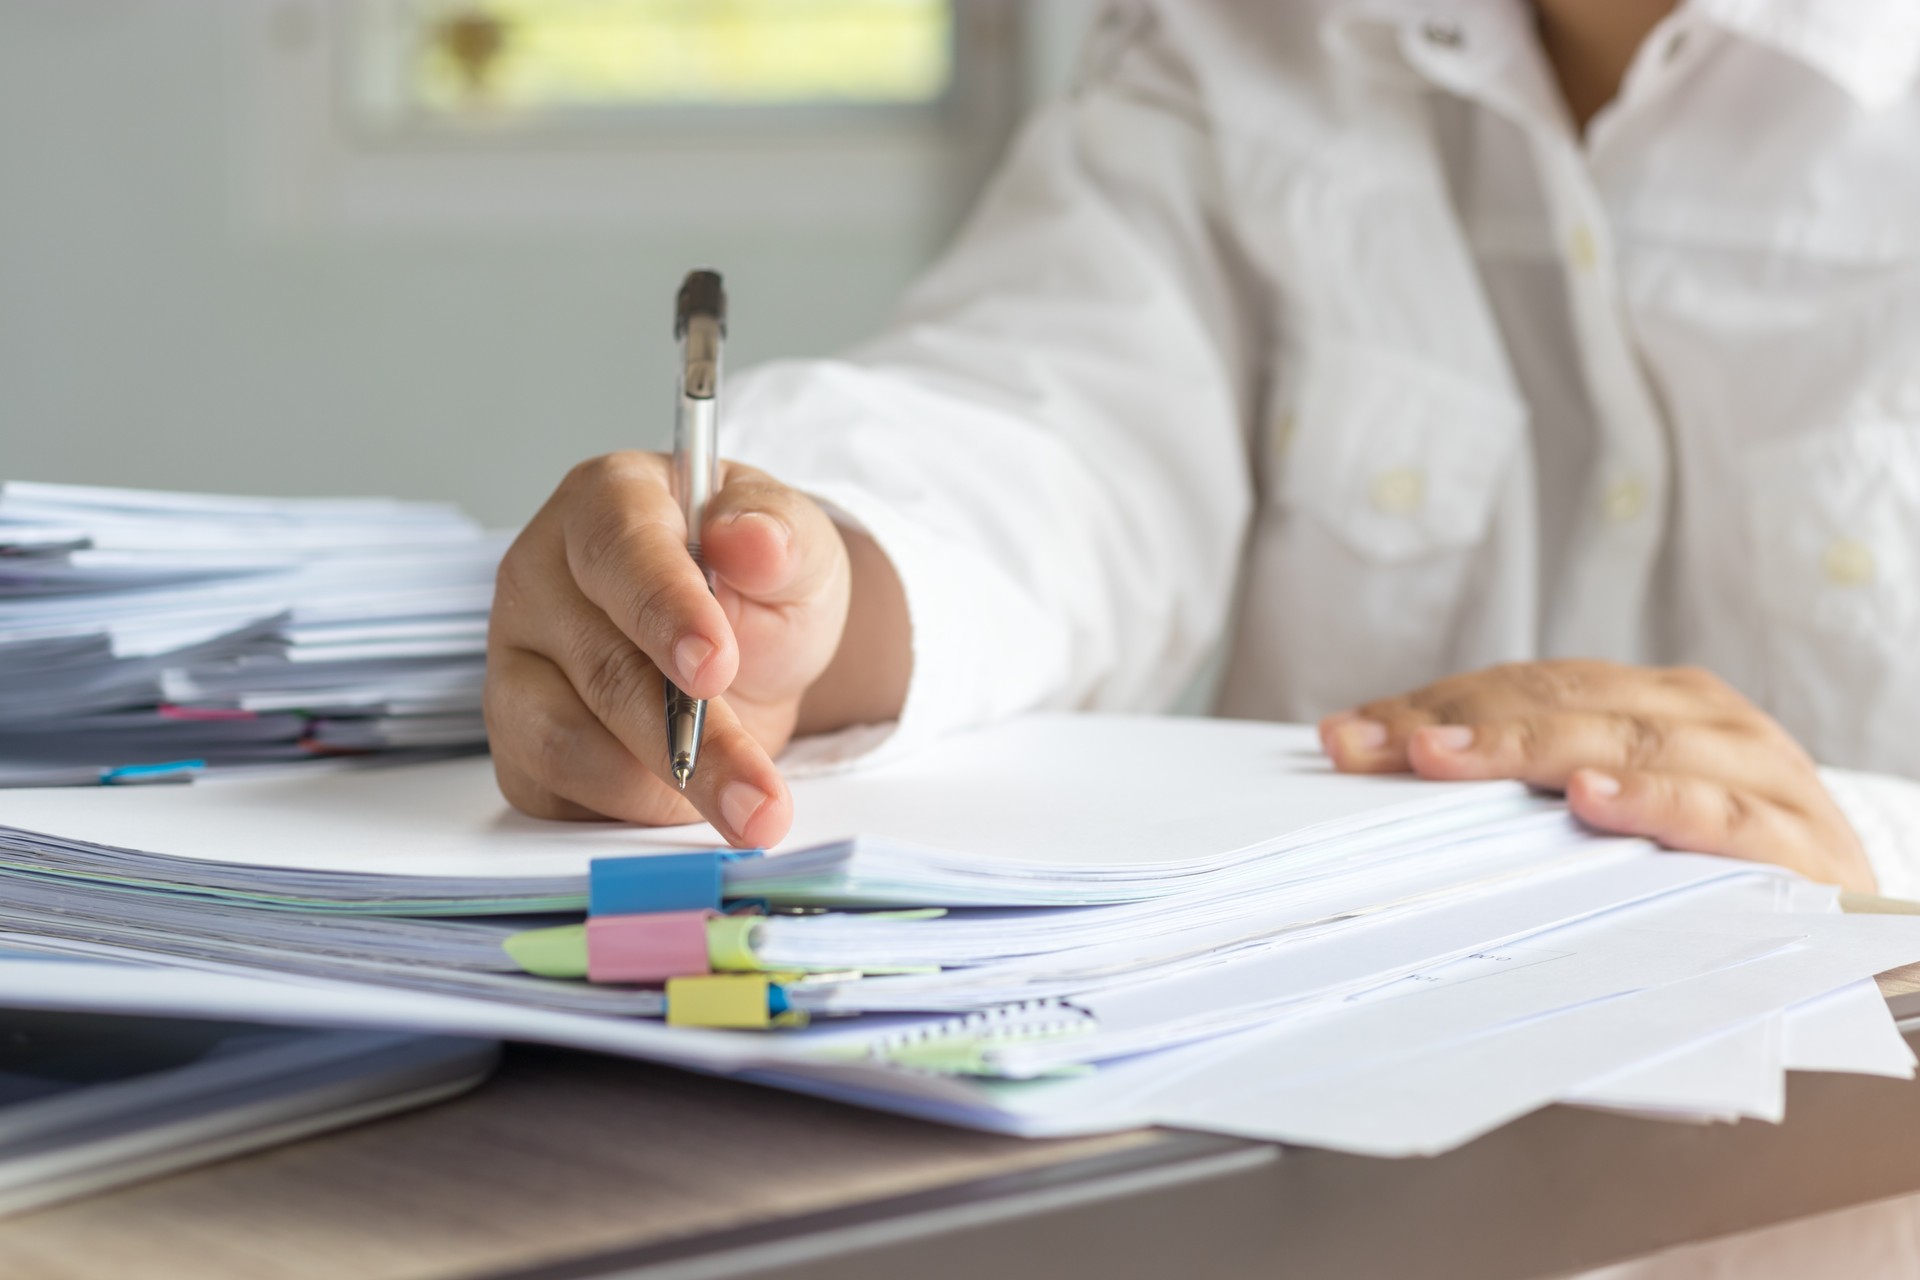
[727,0,1920,895]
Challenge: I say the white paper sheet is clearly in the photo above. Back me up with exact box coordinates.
[1566,1017,1785,1123]
[0,716,1520,878]
[1148,914,1920,1156]
[988,854,1761,1065]
[1561,975,1916,1122]
[1784,978,1919,1077]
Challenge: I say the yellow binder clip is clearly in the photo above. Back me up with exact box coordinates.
[665,973,807,1029]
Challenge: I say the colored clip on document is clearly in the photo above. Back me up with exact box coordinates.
[501,909,942,987]
[666,974,807,1029]
[586,911,716,984]
[588,852,763,916]
[505,910,729,985]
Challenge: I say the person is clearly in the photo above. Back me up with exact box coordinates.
[482,0,1920,901]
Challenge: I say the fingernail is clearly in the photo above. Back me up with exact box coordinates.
[720,781,768,838]
[674,634,715,686]
[1423,724,1475,753]
[1580,770,1622,799]
[720,510,791,549]
[1337,718,1389,752]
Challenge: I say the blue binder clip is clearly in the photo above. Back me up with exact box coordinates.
[589,850,763,916]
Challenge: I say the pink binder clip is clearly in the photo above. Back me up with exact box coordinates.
[585,910,716,984]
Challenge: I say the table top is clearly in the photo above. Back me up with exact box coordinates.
[0,1046,1151,1280]
[2,971,1917,1280]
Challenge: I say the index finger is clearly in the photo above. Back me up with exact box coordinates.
[1321,663,1743,774]
[559,453,738,702]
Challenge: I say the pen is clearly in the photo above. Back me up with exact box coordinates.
[666,270,726,790]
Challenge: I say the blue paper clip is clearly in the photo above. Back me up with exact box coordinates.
[589,850,763,916]
[101,760,205,785]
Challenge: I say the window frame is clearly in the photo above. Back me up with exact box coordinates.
[232,0,1026,236]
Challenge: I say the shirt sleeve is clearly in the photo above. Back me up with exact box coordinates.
[724,5,1261,770]
[1823,767,1920,901]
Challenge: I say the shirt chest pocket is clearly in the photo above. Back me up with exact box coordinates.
[1273,344,1527,562]
[1746,423,1920,773]
[1230,344,1528,718]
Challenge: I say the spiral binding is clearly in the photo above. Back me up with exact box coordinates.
[866,1000,1096,1076]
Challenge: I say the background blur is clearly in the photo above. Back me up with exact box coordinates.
[0,0,1098,526]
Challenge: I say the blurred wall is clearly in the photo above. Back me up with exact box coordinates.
[0,1,1095,527]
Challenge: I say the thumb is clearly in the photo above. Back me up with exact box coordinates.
[701,464,843,607]
[700,463,851,706]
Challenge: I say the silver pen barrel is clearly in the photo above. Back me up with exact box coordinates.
[666,270,725,790]
[675,318,721,567]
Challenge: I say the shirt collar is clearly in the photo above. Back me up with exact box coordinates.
[1686,0,1920,110]
[1321,0,1920,112]
[1318,0,1563,126]
[1320,0,1531,84]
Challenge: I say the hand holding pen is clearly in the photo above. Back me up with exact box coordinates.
[483,271,910,847]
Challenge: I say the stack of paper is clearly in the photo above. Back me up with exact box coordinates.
[0,481,504,784]
[0,714,1916,1157]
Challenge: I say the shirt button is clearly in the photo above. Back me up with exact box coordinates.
[1602,476,1645,524]
[1822,539,1876,587]
[1421,20,1465,49]
[1663,29,1691,63]
[1370,467,1426,516]
[1569,223,1599,272]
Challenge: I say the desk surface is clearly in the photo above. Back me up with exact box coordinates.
[4,966,1920,1280]
[0,1048,1148,1280]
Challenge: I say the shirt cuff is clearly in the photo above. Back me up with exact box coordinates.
[1823,766,1920,902]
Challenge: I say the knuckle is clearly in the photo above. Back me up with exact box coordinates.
[574,636,655,724]
[624,571,686,642]
[493,539,540,607]
[1353,697,1402,722]
[571,506,642,582]
[1505,661,1585,707]
[494,763,565,820]
[522,709,581,792]
[1718,786,1760,840]
[1506,717,1545,761]
[563,450,654,495]
[1667,664,1725,696]
[558,453,616,500]
[1635,771,1677,816]
[1619,714,1668,769]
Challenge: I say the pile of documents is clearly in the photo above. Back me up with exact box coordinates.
[0,481,505,785]
[2,713,1917,1157]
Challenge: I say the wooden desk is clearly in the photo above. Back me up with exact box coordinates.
[0,1048,1148,1280]
[4,971,1919,1280]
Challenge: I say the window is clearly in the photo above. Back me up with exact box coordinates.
[384,0,955,122]
[239,0,1023,232]
[344,0,993,141]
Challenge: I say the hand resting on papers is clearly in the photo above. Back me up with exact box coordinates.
[1319,660,1876,893]
[484,452,909,847]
